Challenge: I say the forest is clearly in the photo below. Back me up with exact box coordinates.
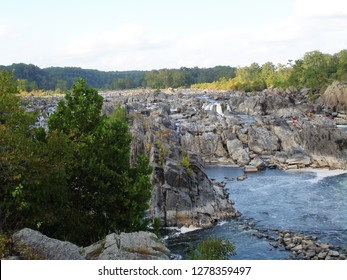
[1,50,346,93]
[192,50,347,92]
[0,64,236,92]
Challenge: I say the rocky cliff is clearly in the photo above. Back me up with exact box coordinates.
[22,84,347,230]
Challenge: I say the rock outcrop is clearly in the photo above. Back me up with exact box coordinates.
[82,231,170,260]
[124,94,240,228]
[11,228,170,260]
[322,81,347,112]
[12,228,84,260]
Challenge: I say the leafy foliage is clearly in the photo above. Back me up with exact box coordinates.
[179,154,193,177]
[47,78,153,244]
[192,49,347,92]
[0,70,60,232]
[188,235,236,260]
[0,73,153,246]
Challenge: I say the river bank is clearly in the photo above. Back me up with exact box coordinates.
[165,166,347,260]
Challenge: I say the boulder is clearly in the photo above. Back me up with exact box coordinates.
[248,127,279,155]
[237,176,247,181]
[286,155,311,166]
[244,165,258,173]
[83,231,170,260]
[12,228,84,260]
[226,139,250,166]
[323,81,347,111]
[12,228,171,260]
[249,157,267,170]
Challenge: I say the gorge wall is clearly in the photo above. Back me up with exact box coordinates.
[23,83,347,230]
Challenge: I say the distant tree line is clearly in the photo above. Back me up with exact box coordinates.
[0,63,236,92]
[2,49,345,93]
[192,50,347,92]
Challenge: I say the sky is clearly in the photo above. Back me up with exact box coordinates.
[0,0,346,71]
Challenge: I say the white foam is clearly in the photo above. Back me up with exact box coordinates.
[179,225,202,234]
[164,225,202,238]
[286,168,347,183]
[217,220,228,226]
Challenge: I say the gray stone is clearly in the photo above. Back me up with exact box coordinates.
[237,176,247,181]
[291,244,303,251]
[12,228,84,260]
[328,250,340,257]
[323,81,347,111]
[12,228,172,260]
[93,231,171,260]
[249,157,266,170]
[318,252,328,259]
[320,243,331,250]
[226,139,250,166]
[244,165,258,173]
[248,127,279,155]
[306,250,316,258]
[283,238,293,245]
[286,155,311,166]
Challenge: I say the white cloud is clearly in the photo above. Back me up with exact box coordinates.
[55,23,178,70]
[51,3,347,71]
[294,0,347,17]
[63,24,146,57]
[0,24,8,37]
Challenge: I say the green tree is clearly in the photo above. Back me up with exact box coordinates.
[260,62,276,88]
[1,74,153,246]
[0,70,36,231]
[48,78,153,245]
[55,79,68,92]
[336,49,347,81]
[289,50,332,89]
[0,70,72,235]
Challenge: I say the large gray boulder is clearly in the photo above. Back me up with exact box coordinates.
[323,81,347,111]
[83,231,170,260]
[12,228,84,260]
[11,228,171,260]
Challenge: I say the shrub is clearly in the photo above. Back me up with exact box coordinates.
[188,235,236,260]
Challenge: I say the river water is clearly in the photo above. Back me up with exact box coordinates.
[165,166,347,259]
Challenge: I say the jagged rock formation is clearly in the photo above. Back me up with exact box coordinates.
[11,228,170,260]
[22,84,347,230]
[123,94,239,228]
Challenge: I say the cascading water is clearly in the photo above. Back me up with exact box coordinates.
[202,102,231,116]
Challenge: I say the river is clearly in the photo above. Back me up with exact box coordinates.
[165,166,347,260]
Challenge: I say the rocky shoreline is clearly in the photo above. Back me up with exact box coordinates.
[248,227,347,260]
